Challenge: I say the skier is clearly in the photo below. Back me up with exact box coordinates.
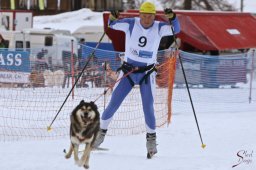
[93,1,180,158]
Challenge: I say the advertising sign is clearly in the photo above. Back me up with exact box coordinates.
[0,50,31,83]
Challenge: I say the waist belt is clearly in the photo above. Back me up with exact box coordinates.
[117,62,157,86]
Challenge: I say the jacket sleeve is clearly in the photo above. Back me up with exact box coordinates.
[159,17,181,37]
[108,18,135,33]
[171,17,181,34]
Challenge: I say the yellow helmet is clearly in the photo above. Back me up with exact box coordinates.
[139,2,156,14]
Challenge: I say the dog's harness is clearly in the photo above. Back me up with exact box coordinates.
[117,62,157,86]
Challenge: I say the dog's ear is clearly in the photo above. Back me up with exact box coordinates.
[90,101,98,110]
[80,100,85,105]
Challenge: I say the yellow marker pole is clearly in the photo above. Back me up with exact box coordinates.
[47,126,52,132]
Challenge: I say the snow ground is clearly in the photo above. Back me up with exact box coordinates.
[0,91,255,170]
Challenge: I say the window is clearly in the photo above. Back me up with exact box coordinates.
[4,40,9,48]
[26,41,30,48]
[16,41,23,48]
[45,36,53,46]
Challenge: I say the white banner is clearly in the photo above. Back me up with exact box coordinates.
[0,71,30,83]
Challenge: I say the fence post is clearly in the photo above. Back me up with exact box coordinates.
[249,49,255,103]
[71,40,75,99]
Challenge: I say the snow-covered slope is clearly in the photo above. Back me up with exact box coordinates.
[33,8,103,34]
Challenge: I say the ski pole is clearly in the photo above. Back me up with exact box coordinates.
[103,61,107,110]
[170,25,206,149]
[47,32,106,131]
[93,68,136,103]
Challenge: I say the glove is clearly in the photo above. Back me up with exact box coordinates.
[164,8,176,21]
[109,10,120,21]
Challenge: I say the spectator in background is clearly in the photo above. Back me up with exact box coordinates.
[77,38,89,87]
[78,38,86,70]
[77,39,102,88]
[35,49,48,72]
[62,51,78,88]
[78,38,85,52]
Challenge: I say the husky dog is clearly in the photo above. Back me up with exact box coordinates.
[65,100,100,169]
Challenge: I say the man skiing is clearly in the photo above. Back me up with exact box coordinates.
[93,1,180,158]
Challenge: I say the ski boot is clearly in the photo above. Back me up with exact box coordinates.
[92,129,107,149]
[146,133,157,159]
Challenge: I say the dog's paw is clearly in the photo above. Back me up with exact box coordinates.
[84,164,89,169]
[65,154,71,159]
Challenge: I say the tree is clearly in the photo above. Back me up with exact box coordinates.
[125,0,142,9]
[160,0,236,11]
[124,0,163,10]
